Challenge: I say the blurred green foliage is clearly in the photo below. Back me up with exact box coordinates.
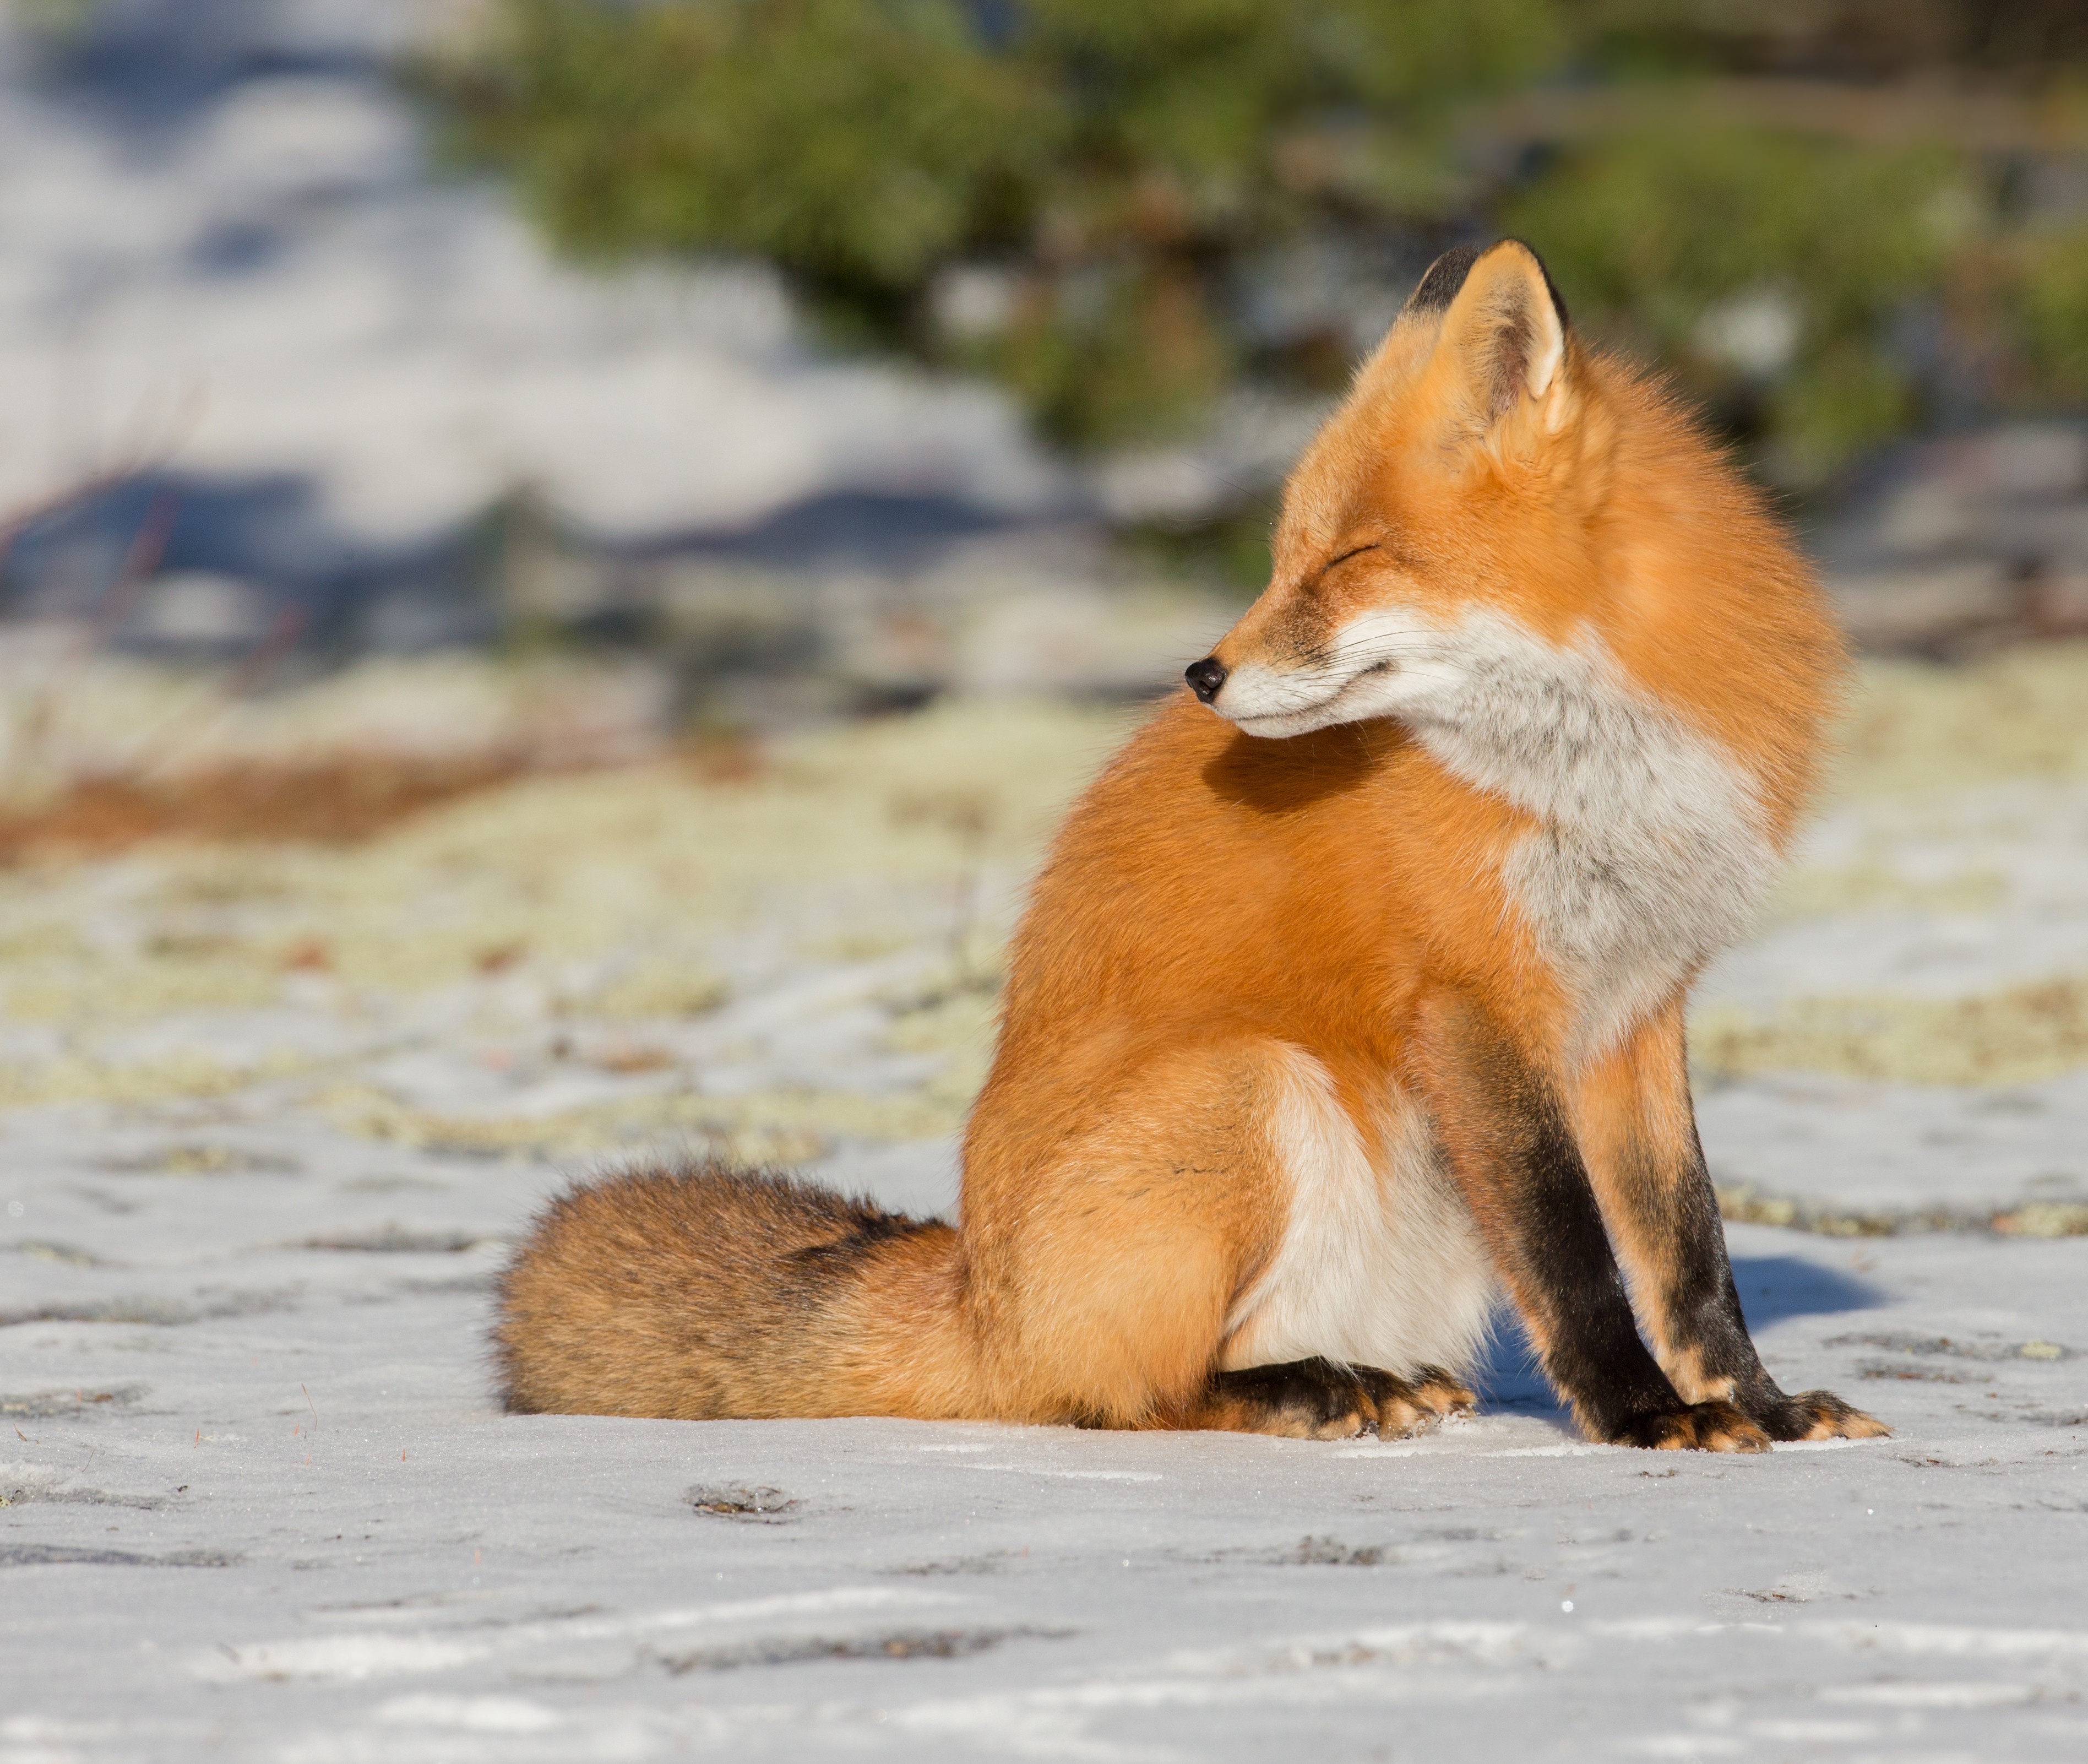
[1504,127,1966,480]
[436,0,1042,321]
[425,0,2088,485]
[2017,228,2088,402]
[427,0,1559,446]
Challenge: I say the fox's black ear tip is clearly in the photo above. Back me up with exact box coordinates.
[1404,238,1570,334]
[1404,244,1483,317]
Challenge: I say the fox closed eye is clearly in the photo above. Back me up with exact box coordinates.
[1319,543,1379,577]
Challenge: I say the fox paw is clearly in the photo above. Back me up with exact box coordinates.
[1755,1389,1891,1442]
[1202,1359,1470,1441]
[1402,1365,1479,1429]
[1612,1399,1772,1453]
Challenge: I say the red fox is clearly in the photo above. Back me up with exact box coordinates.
[497,240,1886,1451]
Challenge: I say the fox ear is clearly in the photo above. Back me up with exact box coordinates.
[1407,238,1572,433]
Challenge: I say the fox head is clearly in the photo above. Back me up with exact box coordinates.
[1188,239,1626,740]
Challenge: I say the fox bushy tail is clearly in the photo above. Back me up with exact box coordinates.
[494,1164,981,1419]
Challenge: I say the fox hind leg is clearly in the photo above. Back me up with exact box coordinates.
[963,1038,1292,1428]
[969,1038,1478,1435]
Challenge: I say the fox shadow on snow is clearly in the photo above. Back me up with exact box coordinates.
[1473,1254,1885,1420]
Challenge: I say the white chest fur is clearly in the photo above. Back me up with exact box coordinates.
[1213,599,1780,1057]
[1397,610,1775,1057]
[1225,603,1775,1060]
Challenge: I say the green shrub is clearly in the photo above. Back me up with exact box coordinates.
[1504,126,1964,481]
[424,1,2088,477]
[429,0,1046,324]
[426,0,1562,444]
[2016,226,2088,400]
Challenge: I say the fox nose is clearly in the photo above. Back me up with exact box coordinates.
[1185,658,1228,703]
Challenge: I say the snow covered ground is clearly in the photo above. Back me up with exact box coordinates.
[3,652,2087,1760]
[2,1121,2084,1763]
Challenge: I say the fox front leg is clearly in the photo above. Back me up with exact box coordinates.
[1570,999,1889,1443]
[1412,994,1772,1451]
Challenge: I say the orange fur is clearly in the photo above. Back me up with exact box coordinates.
[496,242,1884,1451]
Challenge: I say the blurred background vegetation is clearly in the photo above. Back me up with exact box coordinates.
[424,0,2088,496]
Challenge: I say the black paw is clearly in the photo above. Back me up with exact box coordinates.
[1749,1388,1891,1442]
[1610,1398,1772,1453]
[1206,1359,1471,1440]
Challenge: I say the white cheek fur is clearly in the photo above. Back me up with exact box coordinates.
[1214,607,1464,737]
[1215,603,1777,1060]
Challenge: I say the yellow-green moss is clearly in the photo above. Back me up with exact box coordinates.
[1830,641,2088,801]
[0,1047,312,1110]
[1692,976,2088,1088]
[6,660,2088,1127]
[0,699,1128,1039]
[2,952,282,1023]
[314,1078,962,1164]
[1761,861,2007,925]
[1712,1185,2088,1239]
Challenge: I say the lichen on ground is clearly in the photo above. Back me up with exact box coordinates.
[0,697,1122,1027]
[1693,976,2088,1089]
[1713,1184,2088,1240]
[1758,859,2007,926]
[1,644,2085,1135]
[1827,639,2088,799]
